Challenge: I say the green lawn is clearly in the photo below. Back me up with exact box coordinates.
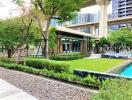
[58,58,126,72]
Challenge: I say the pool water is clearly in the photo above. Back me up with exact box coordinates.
[117,64,132,77]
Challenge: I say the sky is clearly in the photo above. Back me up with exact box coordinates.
[81,3,112,14]
[0,0,112,19]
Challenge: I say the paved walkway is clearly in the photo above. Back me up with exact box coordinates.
[0,67,97,100]
[85,54,101,59]
[0,79,37,100]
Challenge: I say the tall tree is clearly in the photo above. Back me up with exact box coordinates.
[98,37,109,53]
[108,27,132,53]
[0,17,41,58]
[16,0,87,59]
[0,18,21,58]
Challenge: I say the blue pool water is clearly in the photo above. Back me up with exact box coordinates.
[118,64,132,77]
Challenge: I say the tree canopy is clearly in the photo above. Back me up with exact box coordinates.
[0,17,41,58]
[16,0,87,59]
[108,27,132,46]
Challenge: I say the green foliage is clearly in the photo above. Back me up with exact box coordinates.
[108,27,132,46]
[0,61,103,87]
[0,19,21,49]
[82,75,102,87]
[49,53,90,61]
[0,62,41,74]
[0,57,15,63]
[48,27,57,49]
[20,16,41,46]
[99,37,109,47]
[25,58,69,72]
[92,79,132,100]
[30,0,87,22]
[0,17,41,57]
[16,0,87,58]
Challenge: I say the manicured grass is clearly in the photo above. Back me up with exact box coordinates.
[58,58,126,72]
[24,57,126,73]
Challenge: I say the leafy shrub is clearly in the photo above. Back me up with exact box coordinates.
[0,62,41,74]
[25,58,69,72]
[49,53,90,61]
[0,62,103,87]
[25,59,49,69]
[0,57,15,63]
[92,79,132,100]
[82,75,102,87]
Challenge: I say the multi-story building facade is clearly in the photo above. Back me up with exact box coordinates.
[68,13,96,25]
[112,0,132,17]
[50,12,100,34]
[67,12,100,34]
[112,0,132,29]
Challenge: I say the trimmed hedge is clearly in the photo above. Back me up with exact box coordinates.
[49,54,90,61]
[25,59,69,73]
[0,62,103,88]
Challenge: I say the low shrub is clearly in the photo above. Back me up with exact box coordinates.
[0,62,103,88]
[92,79,132,100]
[0,57,15,63]
[49,53,90,61]
[82,75,102,87]
[25,58,69,72]
[0,62,41,74]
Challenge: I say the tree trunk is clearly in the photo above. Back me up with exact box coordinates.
[33,14,51,59]
[7,49,12,58]
[43,18,51,59]
[52,47,54,55]
[45,38,49,59]
[26,44,29,56]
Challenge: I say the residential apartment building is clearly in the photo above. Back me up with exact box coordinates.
[112,0,132,29]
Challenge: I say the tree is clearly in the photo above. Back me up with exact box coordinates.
[20,16,41,56]
[108,27,132,53]
[16,0,87,59]
[0,18,22,58]
[0,17,41,58]
[98,37,109,53]
[48,27,57,54]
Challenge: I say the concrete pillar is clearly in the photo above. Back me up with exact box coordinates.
[91,26,96,36]
[80,39,87,53]
[96,0,110,38]
[69,38,72,52]
[84,39,88,53]
[80,40,84,53]
[57,38,62,53]
[57,38,60,54]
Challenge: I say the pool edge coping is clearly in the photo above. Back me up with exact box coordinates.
[106,60,132,73]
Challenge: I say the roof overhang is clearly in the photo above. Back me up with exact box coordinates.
[56,26,97,39]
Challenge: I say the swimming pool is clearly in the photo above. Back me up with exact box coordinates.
[117,63,132,77]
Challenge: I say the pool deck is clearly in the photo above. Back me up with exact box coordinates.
[0,79,38,100]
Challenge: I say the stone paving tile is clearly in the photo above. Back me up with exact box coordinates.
[0,79,38,100]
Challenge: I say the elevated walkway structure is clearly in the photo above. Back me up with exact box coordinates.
[67,16,132,28]
[82,0,111,7]
[67,16,132,37]
[81,0,111,38]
